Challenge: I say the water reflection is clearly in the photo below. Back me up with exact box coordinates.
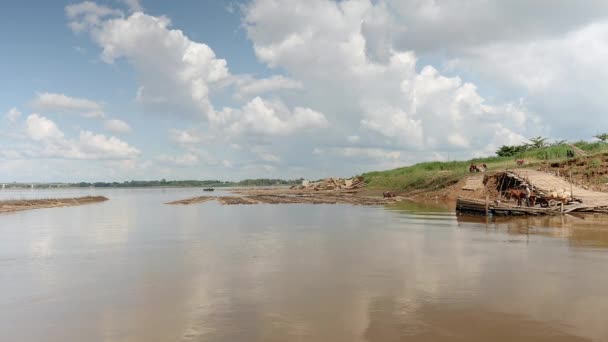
[1,191,607,341]
[457,213,608,248]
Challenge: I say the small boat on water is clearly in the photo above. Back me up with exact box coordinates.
[203,188,215,192]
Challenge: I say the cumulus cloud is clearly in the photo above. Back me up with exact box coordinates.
[23,114,139,160]
[5,107,22,123]
[226,97,328,136]
[78,130,140,158]
[68,4,326,138]
[68,8,228,120]
[47,0,607,180]
[382,0,608,53]
[31,92,105,118]
[233,75,302,100]
[445,20,608,139]
[26,114,64,141]
[169,128,202,145]
[65,1,123,33]
[104,119,131,133]
[244,0,533,154]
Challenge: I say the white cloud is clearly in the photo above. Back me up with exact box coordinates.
[448,19,608,138]
[120,0,143,12]
[157,153,200,167]
[31,92,105,118]
[334,147,401,161]
[234,75,302,100]
[226,97,328,136]
[169,128,202,145]
[69,5,328,140]
[26,114,64,141]
[313,146,407,173]
[252,147,281,163]
[78,11,229,121]
[65,1,123,33]
[78,131,139,158]
[23,114,139,160]
[244,1,532,154]
[48,0,608,180]
[447,133,469,148]
[382,0,608,53]
[5,107,22,123]
[347,135,360,144]
[104,119,131,133]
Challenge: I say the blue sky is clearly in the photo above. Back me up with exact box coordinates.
[2,0,608,182]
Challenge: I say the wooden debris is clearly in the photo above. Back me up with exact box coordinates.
[217,196,259,205]
[0,196,108,214]
[166,196,215,205]
[165,190,400,207]
[294,176,367,191]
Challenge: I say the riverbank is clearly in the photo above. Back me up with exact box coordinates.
[362,150,608,202]
[0,196,108,214]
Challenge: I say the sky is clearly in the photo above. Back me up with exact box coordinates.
[2,0,608,182]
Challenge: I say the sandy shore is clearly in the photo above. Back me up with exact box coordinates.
[0,196,109,214]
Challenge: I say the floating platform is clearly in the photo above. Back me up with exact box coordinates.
[456,168,608,216]
[456,197,562,216]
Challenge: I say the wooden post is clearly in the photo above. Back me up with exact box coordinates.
[485,193,489,216]
[498,173,506,199]
[567,154,574,201]
[570,167,574,200]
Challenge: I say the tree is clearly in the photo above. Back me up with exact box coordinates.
[594,133,608,143]
[496,144,529,157]
[529,136,548,149]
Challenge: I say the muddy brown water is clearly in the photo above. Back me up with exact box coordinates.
[1,188,608,341]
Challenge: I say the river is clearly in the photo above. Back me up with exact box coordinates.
[1,188,608,341]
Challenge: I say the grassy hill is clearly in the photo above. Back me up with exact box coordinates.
[361,141,608,193]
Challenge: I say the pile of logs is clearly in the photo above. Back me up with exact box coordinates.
[292,176,367,191]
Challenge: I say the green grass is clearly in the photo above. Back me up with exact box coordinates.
[361,142,608,192]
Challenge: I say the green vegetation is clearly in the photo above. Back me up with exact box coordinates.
[2,178,303,189]
[362,139,608,192]
[69,178,303,188]
[497,136,570,157]
[595,133,608,143]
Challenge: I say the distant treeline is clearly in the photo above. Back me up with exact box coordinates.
[69,178,304,188]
